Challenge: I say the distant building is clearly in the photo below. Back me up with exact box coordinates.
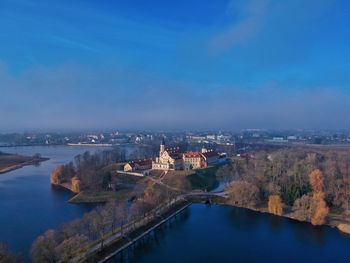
[188,136,207,142]
[183,152,204,170]
[152,141,221,171]
[200,148,219,167]
[217,135,231,141]
[272,137,285,141]
[124,159,152,172]
[206,135,216,140]
[152,139,183,170]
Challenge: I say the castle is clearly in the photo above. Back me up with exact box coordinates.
[152,139,183,170]
[151,139,221,171]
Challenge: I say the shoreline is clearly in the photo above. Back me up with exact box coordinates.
[52,182,75,192]
[81,199,350,263]
[0,144,65,148]
[220,202,350,235]
[0,157,49,174]
[53,177,350,235]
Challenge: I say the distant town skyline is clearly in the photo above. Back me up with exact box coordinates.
[1,0,350,132]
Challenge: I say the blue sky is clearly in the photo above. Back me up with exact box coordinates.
[0,0,350,131]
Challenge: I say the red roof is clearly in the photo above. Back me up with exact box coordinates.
[168,152,183,160]
[166,147,181,153]
[183,152,202,158]
[128,159,152,167]
[201,151,219,159]
[165,147,183,160]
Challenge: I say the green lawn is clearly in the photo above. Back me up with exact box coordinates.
[186,166,219,191]
[69,189,136,203]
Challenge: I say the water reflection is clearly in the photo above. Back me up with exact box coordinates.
[292,220,327,245]
[108,209,191,263]
[226,205,261,230]
[268,215,282,232]
[109,204,350,263]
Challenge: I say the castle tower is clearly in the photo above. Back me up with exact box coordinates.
[160,138,165,156]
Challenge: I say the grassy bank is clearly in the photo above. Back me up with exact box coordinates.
[69,189,136,203]
[187,166,220,191]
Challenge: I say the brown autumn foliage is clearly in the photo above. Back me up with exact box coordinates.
[268,195,283,216]
[309,169,325,193]
[227,180,260,207]
[311,192,329,225]
[50,165,63,185]
[309,169,329,225]
[71,177,82,193]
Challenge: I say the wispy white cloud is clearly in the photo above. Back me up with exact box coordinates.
[49,35,102,53]
[209,0,270,52]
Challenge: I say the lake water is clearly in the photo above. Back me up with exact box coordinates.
[109,204,350,263]
[0,146,104,259]
[2,147,350,263]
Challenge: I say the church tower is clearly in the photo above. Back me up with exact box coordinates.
[160,138,165,156]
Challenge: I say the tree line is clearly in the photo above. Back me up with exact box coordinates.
[51,146,156,192]
[30,180,176,262]
[219,147,350,225]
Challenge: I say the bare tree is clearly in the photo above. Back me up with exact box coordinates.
[55,235,88,262]
[227,180,260,208]
[335,177,350,215]
[30,230,57,263]
[292,194,312,221]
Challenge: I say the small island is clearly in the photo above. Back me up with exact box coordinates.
[0,152,49,174]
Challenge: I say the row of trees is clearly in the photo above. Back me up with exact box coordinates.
[222,147,349,225]
[227,170,329,225]
[30,180,176,262]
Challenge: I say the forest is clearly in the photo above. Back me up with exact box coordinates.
[219,147,350,225]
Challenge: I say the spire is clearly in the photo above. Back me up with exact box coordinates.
[160,137,165,155]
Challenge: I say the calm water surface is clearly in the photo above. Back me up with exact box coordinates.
[110,204,350,263]
[0,146,104,258]
[2,147,350,262]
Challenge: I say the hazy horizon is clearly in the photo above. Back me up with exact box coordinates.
[1,0,350,131]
